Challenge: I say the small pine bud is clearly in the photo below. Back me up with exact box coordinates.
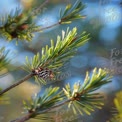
[19,24,29,30]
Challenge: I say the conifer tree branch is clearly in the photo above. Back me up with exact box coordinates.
[10,68,112,122]
[0,73,33,96]
[0,28,89,95]
[0,0,85,41]
[0,0,49,42]
[10,112,34,122]
[24,27,90,84]
[10,99,70,122]
[34,0,86,32]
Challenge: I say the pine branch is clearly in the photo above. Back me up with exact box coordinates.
[24,27,90,84]
[62,68,112,115]
[11,68,112,122]
[34,22,60,32]
[0,0,85,41]
[34,0,86,32]
[0,74,33,96]
[10,112,34,122]
[0,0,49,42]
[10,100,70,122]
[0,27,89,95]
[59,0,86,24]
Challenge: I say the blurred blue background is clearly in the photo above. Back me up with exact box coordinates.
[0,0,122,122]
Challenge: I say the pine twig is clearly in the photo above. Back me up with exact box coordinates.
[10,100,70,122]
[34,22,60,32]
[34,0,86,32]
[24,27,90,84]
[0,73,33,96]
[10,68,112,122]
[10,112,34,122]
[0,0,85,42]
[10,93,84,122]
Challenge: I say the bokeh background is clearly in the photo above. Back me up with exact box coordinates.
[0,0,122,122]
